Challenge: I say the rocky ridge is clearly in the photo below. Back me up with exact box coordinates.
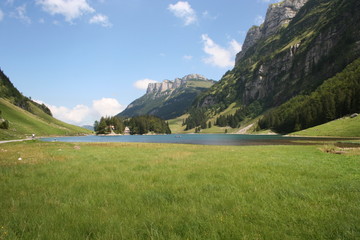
[236,0,309,64]
[146,74,208,95]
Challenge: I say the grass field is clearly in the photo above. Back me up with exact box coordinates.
[1,141,359,239]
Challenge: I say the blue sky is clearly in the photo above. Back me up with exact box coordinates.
[0,0,277,126]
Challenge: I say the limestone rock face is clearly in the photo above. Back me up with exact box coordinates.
[146,74,207,95]
[240,26,261,57]
[236,0,309,64]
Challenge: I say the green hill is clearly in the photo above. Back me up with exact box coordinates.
[0,98,91,140]
[292,115,360,137]
[0,69,52,116]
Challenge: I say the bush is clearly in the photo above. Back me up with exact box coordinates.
[0,119,9,129]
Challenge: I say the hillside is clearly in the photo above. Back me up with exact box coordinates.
[184,0,360,133]
[118,74,215,120]
[291,115,360,137]
[0,99,91,140]
[0,69,52,116]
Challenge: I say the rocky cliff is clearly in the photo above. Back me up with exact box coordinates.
[146,74,207,95]
[195,0,360,110]
[146,79,185,95]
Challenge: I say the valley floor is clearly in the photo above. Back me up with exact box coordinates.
[1,141,359,239]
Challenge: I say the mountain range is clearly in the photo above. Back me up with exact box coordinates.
[118,74,215,120]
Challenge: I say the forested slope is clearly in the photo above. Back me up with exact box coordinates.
[258,58,360,133]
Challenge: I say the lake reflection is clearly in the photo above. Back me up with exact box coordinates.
[40,134,343,146]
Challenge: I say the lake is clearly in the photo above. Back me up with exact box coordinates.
[40,134,342,146]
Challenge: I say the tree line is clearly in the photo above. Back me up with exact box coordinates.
[94,115,171,135]
[215,101,262,128]
[183,108,208,130]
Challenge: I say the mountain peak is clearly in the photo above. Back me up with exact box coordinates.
[181,74,208,81]
[236,0,309,64]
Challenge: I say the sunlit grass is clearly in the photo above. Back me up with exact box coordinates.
[1,141,359,239]
[293,116,360,137]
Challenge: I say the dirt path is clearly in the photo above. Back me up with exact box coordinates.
[235,123,254,134]
[0,139,32,144]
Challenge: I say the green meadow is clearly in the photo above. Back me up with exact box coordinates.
[1,141,359,239]
[293,116,360,137]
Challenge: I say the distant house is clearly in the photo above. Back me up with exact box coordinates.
[124,126,131,135]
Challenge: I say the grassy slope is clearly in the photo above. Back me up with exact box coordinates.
[292,115,360,137]
[186,80,215,88]
[167,114,189,133]
[0,98,91,140]
[0,141,359,239]
[169,104,250,134]
[168,114,236,134]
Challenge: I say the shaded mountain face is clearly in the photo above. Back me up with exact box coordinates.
[117,74,215,120]
[195,0,360,110]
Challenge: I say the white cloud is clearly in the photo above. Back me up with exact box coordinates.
[89,13,112,27]
[134,79,158,90]
[168,1,197,26]
[229,39,242,54]
[49,104,92,125]
[12,4,31,24]
[0,9,4,22]
[37,98,124,125]
[92,98,123,117]
[255,15,265,25]
[201,34,242,68]
[36,0,95,22]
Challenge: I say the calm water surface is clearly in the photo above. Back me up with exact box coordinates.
[40,134,342,146]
